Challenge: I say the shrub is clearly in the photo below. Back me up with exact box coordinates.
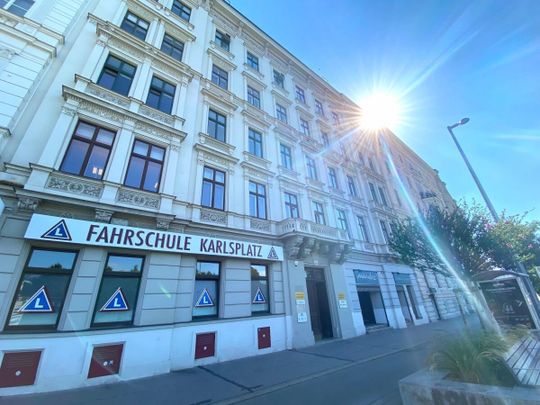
[429,331,517,386]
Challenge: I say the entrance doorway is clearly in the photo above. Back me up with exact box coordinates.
[305,268,333,341]
[357,288,388,326]
[397,286,413,323]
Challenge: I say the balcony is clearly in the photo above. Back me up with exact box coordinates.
[278,218,349,242]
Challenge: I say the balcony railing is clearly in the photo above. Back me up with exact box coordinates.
[278,218,349,241]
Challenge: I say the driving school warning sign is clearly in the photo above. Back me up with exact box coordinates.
[25,214,283,261]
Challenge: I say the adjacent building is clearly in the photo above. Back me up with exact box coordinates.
[0,0,469,395]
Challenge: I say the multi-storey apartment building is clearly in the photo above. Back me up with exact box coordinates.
[0,0,468,394]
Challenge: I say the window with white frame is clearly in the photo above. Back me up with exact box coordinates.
[249,181,267,219]
[247,52,259,71]
[248,128,263,158]
[172,0,191,21]
[120,11,149,41]
[313,201,326,225]
[315,99,324,116]
[284,192,299,218]
[295,86,306,103]
[368,182,379,203]
[380,220,390,244]
[247,86,261,108]
[300,118,310,136]
[273,69,285,88]
[280,143,293,169]
[378,186,389,207]
[211,64,228,89]
[336,209,349,236]
[1,0,34,16]
[321,132,329,147]
[332,111,340,125]
[328,167,338,189]
[356,215,370,242]
[306,155,318,180]
[276,103,288,123]
[215,30,230,51]
[347,175,357,197]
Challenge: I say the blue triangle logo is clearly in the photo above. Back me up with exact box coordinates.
[252,287,266,304]
[19,286,53,313]
[100,287,129,311]
[41,219,72,241]
[195,288,214,307]
[267,247,279,260]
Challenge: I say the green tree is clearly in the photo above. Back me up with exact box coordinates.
[478,212,540,291]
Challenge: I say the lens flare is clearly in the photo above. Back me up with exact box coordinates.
[360,92,403,131]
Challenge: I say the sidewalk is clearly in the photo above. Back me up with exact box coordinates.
[0,316,477,405]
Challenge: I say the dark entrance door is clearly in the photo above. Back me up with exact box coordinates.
[306,268,333,340]
[358,291,376,325]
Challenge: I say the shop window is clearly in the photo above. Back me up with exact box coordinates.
[6,249,77,331]
[120,11,149,41]
[92,255,144,327]
[124,139,165,193]
[97,55,136,96]
[171,0,191,21]
[60,120,116,180]
[249,181,267,219]
[251,264,269,313]
[146,75,176,114]
[201,166,225,210]
[161,34,184,62]
[193,262,220,318]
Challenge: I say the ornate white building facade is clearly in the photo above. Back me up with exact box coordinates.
[0,0,469,394]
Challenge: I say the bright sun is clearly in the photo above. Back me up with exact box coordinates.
[360,92,402,132]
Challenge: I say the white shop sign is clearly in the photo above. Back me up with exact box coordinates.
[25,214,283,261]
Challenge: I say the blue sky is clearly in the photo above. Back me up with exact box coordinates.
[230,0,540,221]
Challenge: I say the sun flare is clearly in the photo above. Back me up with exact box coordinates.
[360,92,403,132]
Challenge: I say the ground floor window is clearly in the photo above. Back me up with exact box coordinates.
[193,261,220,318]
[251,264,269,313]
[6,248,77,330]
[92,254,144,327]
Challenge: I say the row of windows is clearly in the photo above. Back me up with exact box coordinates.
[58,119,374,208]
[6,249,270,331]
[118,9,342,129]
[58,122,392,245]
[61,121,164,192]
[98,55,177,114]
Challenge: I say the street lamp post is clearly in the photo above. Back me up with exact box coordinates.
[447,118,540,326]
